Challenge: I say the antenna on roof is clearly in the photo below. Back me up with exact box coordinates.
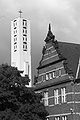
[18,10,22,18]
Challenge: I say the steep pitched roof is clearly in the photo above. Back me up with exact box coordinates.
[58,42,80,78]
[44,24,55,43]
[37,24,80,79]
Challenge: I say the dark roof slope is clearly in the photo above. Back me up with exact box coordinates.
[58,42,80,78]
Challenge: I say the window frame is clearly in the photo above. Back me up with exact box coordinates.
[52,71,55,78]
[49,72,52,79]
[54,89,59,105]
[43,91,48,106]
[61,87,66,103]
[62,116,67,120]
[46,74,49,81]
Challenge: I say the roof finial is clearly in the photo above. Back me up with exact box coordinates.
[49,23,51,31]
[18,10,22,18]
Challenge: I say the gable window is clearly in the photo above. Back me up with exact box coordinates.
[62,116,67,120]
[54,116,60,120]
[54,89,59,104]
[43,91,48,106]
[61,88,66,103]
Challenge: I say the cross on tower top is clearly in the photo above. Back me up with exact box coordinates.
[18,10,22,18]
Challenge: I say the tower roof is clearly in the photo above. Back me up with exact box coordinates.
[44,24,55,43]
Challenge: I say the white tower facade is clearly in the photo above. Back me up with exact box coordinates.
[11,17,32,87]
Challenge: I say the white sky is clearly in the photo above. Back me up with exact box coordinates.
[0,0,80,76]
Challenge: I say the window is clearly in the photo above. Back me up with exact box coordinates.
[14,29,17,35]
[25,29,27,34]
[49,73,52,79]
[59,69,61,76]
[13,20,17,28]
[26,45,27,49]
[23,20,27,27]
[43,91,48,106]
[14,44,17,52]
[46,74,49,80]
[14,37,17,42]
[42,76,43,81]
[61,88,66,103]
[53,71,55,78]
[14,38,15,42]
[24,62,29,75]
[54,117,60,120]
[23,43,27,51]
[54,89,59,104]
[62,116,67,120]
[23,36,27,42]
[23,29,27,35]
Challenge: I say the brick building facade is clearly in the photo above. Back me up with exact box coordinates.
[34,24,80,120]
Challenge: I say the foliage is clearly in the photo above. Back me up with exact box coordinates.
[0,64,48,120]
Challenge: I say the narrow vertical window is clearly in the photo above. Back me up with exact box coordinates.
[25,29,27,34]
[61,88,66,103]
[49,73,52,79]
[42,76,43,81]
[24,62,29,75]
[54,89,59,104]
[46,74,49,80]
[62,116,67,120]
[59,69,61,77]
[53,71,55,78]
[43,91,48,106]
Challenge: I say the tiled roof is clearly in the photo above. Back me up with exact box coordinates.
[58,42,80,78]
[38,24,80,79]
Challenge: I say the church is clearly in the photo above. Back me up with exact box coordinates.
[34,24,80,120]
[11,13,80,120]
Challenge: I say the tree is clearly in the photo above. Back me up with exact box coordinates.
[0,64,48,120]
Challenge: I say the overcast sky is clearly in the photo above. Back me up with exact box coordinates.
[0,0,80,77]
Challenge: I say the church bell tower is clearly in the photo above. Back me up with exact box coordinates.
[11,11,32,87]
